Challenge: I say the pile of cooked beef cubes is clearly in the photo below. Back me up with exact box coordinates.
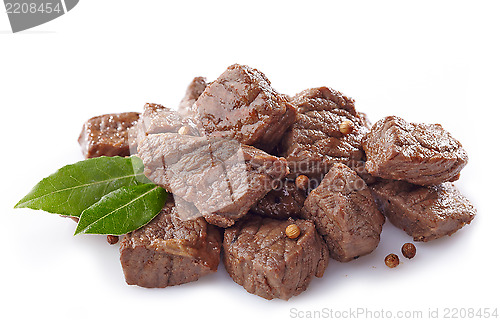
[78,64,476,300]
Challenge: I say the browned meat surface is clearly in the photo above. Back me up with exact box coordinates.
[138,103,186,135]
[137,133,289,228]
[279,87,369,180]
[129,103,199,153]
[120,199,222,288]
[78,112,140,159]
[223,215,328,300]
[250,180,306,219]
[370,180,476,241]
[302,163,385,262]
[76,63,477,299]
[178,76,208,117]
[194,64,296,153]
[363,116,468,186]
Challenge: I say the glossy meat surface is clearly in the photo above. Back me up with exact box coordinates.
[129,103,199,153]
[251,179,306,219]
[223,215,328,300]
[194,64,296,153]
[279,87,368,180]
[302,163,385,262]
[137,133,289,227]
[370,180,476,241]
[363,116,468,186]
[120,199,222,287]
[78,112,140,158]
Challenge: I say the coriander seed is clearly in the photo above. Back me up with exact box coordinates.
[401,243,416,259]
[178,126,191,135]
[384,253,399,268]
[285,224,301,239]
[295,175,310,191]
[339,120,354,135]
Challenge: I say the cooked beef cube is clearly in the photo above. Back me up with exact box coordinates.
[194,64,296,153]
[120,199,222,288]
[301,163,385,262]
[139,103,186,135]
[78,112,140,158]
[363,116,468,186]
[251,180,306,219]
[137,133,289,227]
[370,180,476,242]
[129,103,200,153]
[292,86,357,115]
[223,215,328,300]
[279,87,369,180]
[178,76,208,117]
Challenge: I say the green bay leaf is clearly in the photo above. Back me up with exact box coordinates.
[75,184,167,235]
[14,156,149,217]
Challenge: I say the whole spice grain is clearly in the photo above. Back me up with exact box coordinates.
[384,253,399,268]
[295,175,310,191]
[401,243,416,259]
[285,224,301,239]
[339,120,354,135]
[178,126,191,135]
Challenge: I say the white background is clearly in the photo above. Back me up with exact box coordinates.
[1,1,499,321]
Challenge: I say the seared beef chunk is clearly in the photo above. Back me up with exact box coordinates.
[78,112,140,159]
[370,180,476,242]
[138,103,186,135]
[302,163,385,262]
[279,87,369,180]
[223,215,328,300]
[178,76,208,117]
[363,116,468,186]
[129,103,199,153]
[120,199,221,288]
[292,86,356,115]
[251,179,306,219]
[137,133,289,228]
[194,64,296,153]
